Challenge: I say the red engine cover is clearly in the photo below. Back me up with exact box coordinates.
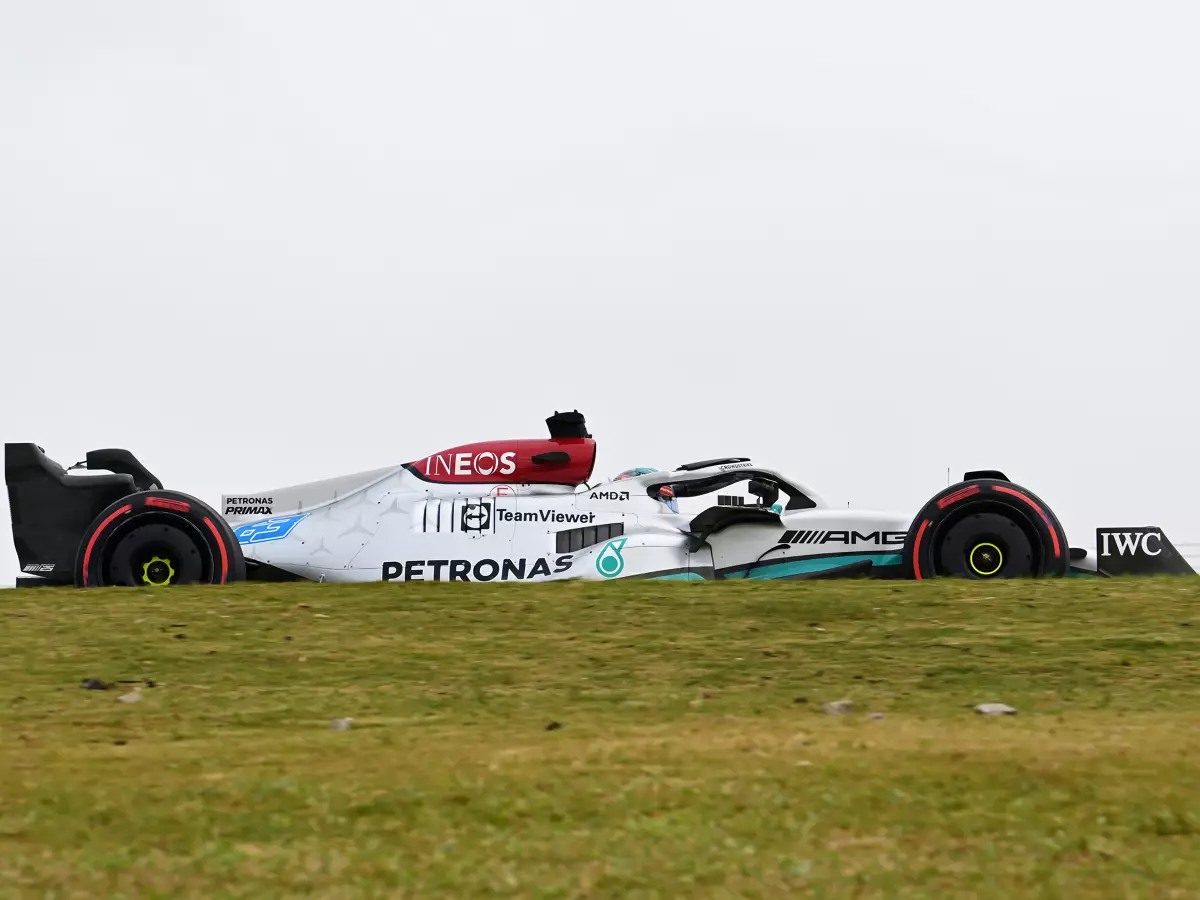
[406,438,596,486]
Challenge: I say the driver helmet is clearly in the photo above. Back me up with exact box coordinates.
[614,467,658,481]
[613,467,679,512]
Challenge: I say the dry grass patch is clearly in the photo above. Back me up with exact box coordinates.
[0,577,1198,897]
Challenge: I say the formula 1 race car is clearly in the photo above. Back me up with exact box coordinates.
[6,411,1195,588]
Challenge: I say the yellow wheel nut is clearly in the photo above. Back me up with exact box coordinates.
[142,555,175,586]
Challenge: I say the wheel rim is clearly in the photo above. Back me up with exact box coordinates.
[934,511,1036,579]
[142,555,176,586]
[968,542,1004,577]
[103,521,207,587]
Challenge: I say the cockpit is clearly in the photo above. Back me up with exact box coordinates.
[613,467,679,512]
[644,468,819,514]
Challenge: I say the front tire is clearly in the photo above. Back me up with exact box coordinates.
[903,479,1069,580]
[935,512,1035,579]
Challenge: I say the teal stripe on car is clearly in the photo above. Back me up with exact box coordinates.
[723,553,904,580]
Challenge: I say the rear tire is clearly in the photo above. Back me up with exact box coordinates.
[106,522,206,586]
[74,490,245,588]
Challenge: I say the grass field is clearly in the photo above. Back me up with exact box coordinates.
[2,578,1200,898]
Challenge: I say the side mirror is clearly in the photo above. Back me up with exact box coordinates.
[747,479,779,508]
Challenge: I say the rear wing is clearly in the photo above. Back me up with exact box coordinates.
[5,443,161,587]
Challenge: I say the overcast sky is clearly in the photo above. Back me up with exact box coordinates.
[2,1,1198,585]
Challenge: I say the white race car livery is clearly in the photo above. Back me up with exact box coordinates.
[6,411,1195,588]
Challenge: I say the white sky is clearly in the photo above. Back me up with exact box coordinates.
[3,1,1199,584]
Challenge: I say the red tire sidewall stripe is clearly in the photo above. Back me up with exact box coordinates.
[81,504,133,587]
[936,485,981,510]
[145,497,191,513]
[203,516,229,584]
[990,485,1062,559]
[912,519,931,580]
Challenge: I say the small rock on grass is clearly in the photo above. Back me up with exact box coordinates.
[545,721,563,731]
[81,678,110,691]
[823,700,853,715]
[975,703,1017,716]
[330,718,354,731]
[117,689,142,704]
[869,712,886,720]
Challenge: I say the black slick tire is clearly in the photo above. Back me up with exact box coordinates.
[73,490,246,588]
[902,479,1069,580]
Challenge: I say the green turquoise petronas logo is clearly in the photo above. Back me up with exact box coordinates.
[596,538,627,578]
